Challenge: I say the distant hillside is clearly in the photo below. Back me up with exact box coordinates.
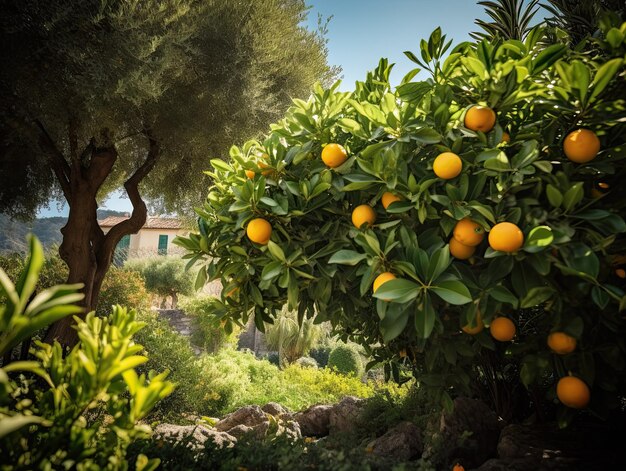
[0,210,127,253]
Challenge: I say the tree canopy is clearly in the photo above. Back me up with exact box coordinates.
[0,0,337,219]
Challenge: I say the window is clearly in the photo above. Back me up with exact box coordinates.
[158,234,168,255]
[113,235,130,266]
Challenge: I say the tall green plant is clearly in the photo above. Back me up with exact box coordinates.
[0,236,174,470]
[472,0,540,41]
[265,308,322,365]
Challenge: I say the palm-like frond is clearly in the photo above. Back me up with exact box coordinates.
[472,0,540,41]
[542,0,625,46]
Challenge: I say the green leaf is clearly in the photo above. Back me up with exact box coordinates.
[546,184,563,208]
[210,159,233,172]
[0,414,49,439]
[328,250,368,266]
[562,183,584,212]
[431,280,472,305]
[380,304,410,342]
[427,246,451,282]
[396,82,432,102]
[523,226,553,253]
[415,294,436,339]
[531,44,566,74]
[267,241,286,262]
[373,279,420,303]
[261,261,283,281]
[590,58,623,103]
[520,287,554,308]
[489,285,519,308]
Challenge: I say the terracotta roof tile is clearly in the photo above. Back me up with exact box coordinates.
[98,216,183,230]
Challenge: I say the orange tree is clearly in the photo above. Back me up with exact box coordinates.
[176,20,626,423]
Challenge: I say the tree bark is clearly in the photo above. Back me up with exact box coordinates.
[39,122,159,347]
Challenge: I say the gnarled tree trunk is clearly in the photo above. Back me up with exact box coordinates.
[36,119,159,347]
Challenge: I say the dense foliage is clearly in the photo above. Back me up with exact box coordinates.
[126,256,195,307]
[135,310,404,419]
[96,266,151,316]
[178,295,241,353]
[328,343,364,376]
[0,237,173,470]
[179,17,626,423]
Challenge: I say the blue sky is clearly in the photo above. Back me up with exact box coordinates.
[37,0,488,218]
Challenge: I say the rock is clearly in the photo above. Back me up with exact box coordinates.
[226,424,254,439]
[437,397,503,468]
[328,396,366,434]
[473,457,548,470]
[261,402,290,416]
[154,424,235,449]
[369,421,423,461]
[279,419,302,440]
[214,405,268,432]
[293,404,333,437]
[491,423,593,470]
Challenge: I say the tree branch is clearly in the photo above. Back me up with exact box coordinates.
[68,117,81,175]
[100,129,160,261]
[35,119,72,200]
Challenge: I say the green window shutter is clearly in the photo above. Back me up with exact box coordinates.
[158,234,168,255]
[114,235,131,266]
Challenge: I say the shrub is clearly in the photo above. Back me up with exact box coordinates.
[179,17,626,423]
[178,295,240,353]
[0,236,173,469]
[295,356,318,368]
[133,310,226,419]
[328,343,363,376]
[309,346,331,367]
[96,266,150,317]
[126,256,195,307]
[264,308,322,365]
[0,247,68,294]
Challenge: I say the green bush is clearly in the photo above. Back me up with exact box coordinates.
[328,343,364,377]
[133,310,225,419]
[0,236,173,470]
[309,346,331,367]
[294,356,318,368]
[178,295,240,353]
[126,256,195,306]
[96,266,150,317]
[0,247,68,294]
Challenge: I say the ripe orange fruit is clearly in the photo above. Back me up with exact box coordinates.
[547,332,577,355]
[321,143,348,168]
[453,218,485,247]
[433,152,462,180]
[373,272,396,299]
[462,308,483,334]
[616,268,626,279]
[501,132,511,144]
[245,170,255,179]
[246,218,272,245]
[381,192,401,209]
[563,129,600,163]
[258,161,274,177]
[464,105,496,133]
[556,376,590,409]
[453,464,465,471]
[352,204,376,229]
[488,222,524,253]
[450,238,476,260]
[490,317,516,341]
[399,348,408,358]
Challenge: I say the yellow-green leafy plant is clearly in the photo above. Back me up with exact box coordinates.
[0,236,174,470]
[177,18,626,425]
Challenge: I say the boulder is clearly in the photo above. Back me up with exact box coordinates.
[154,424,235,449]
[214,405,268,432]
[328,396,366,434]
[293,404,333,437]
[437,397,503,468]
[369,421,423,461]
[279,418,302,440]
[225,424,254,439]
[261,402,290,416]
[473,458,549,470]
